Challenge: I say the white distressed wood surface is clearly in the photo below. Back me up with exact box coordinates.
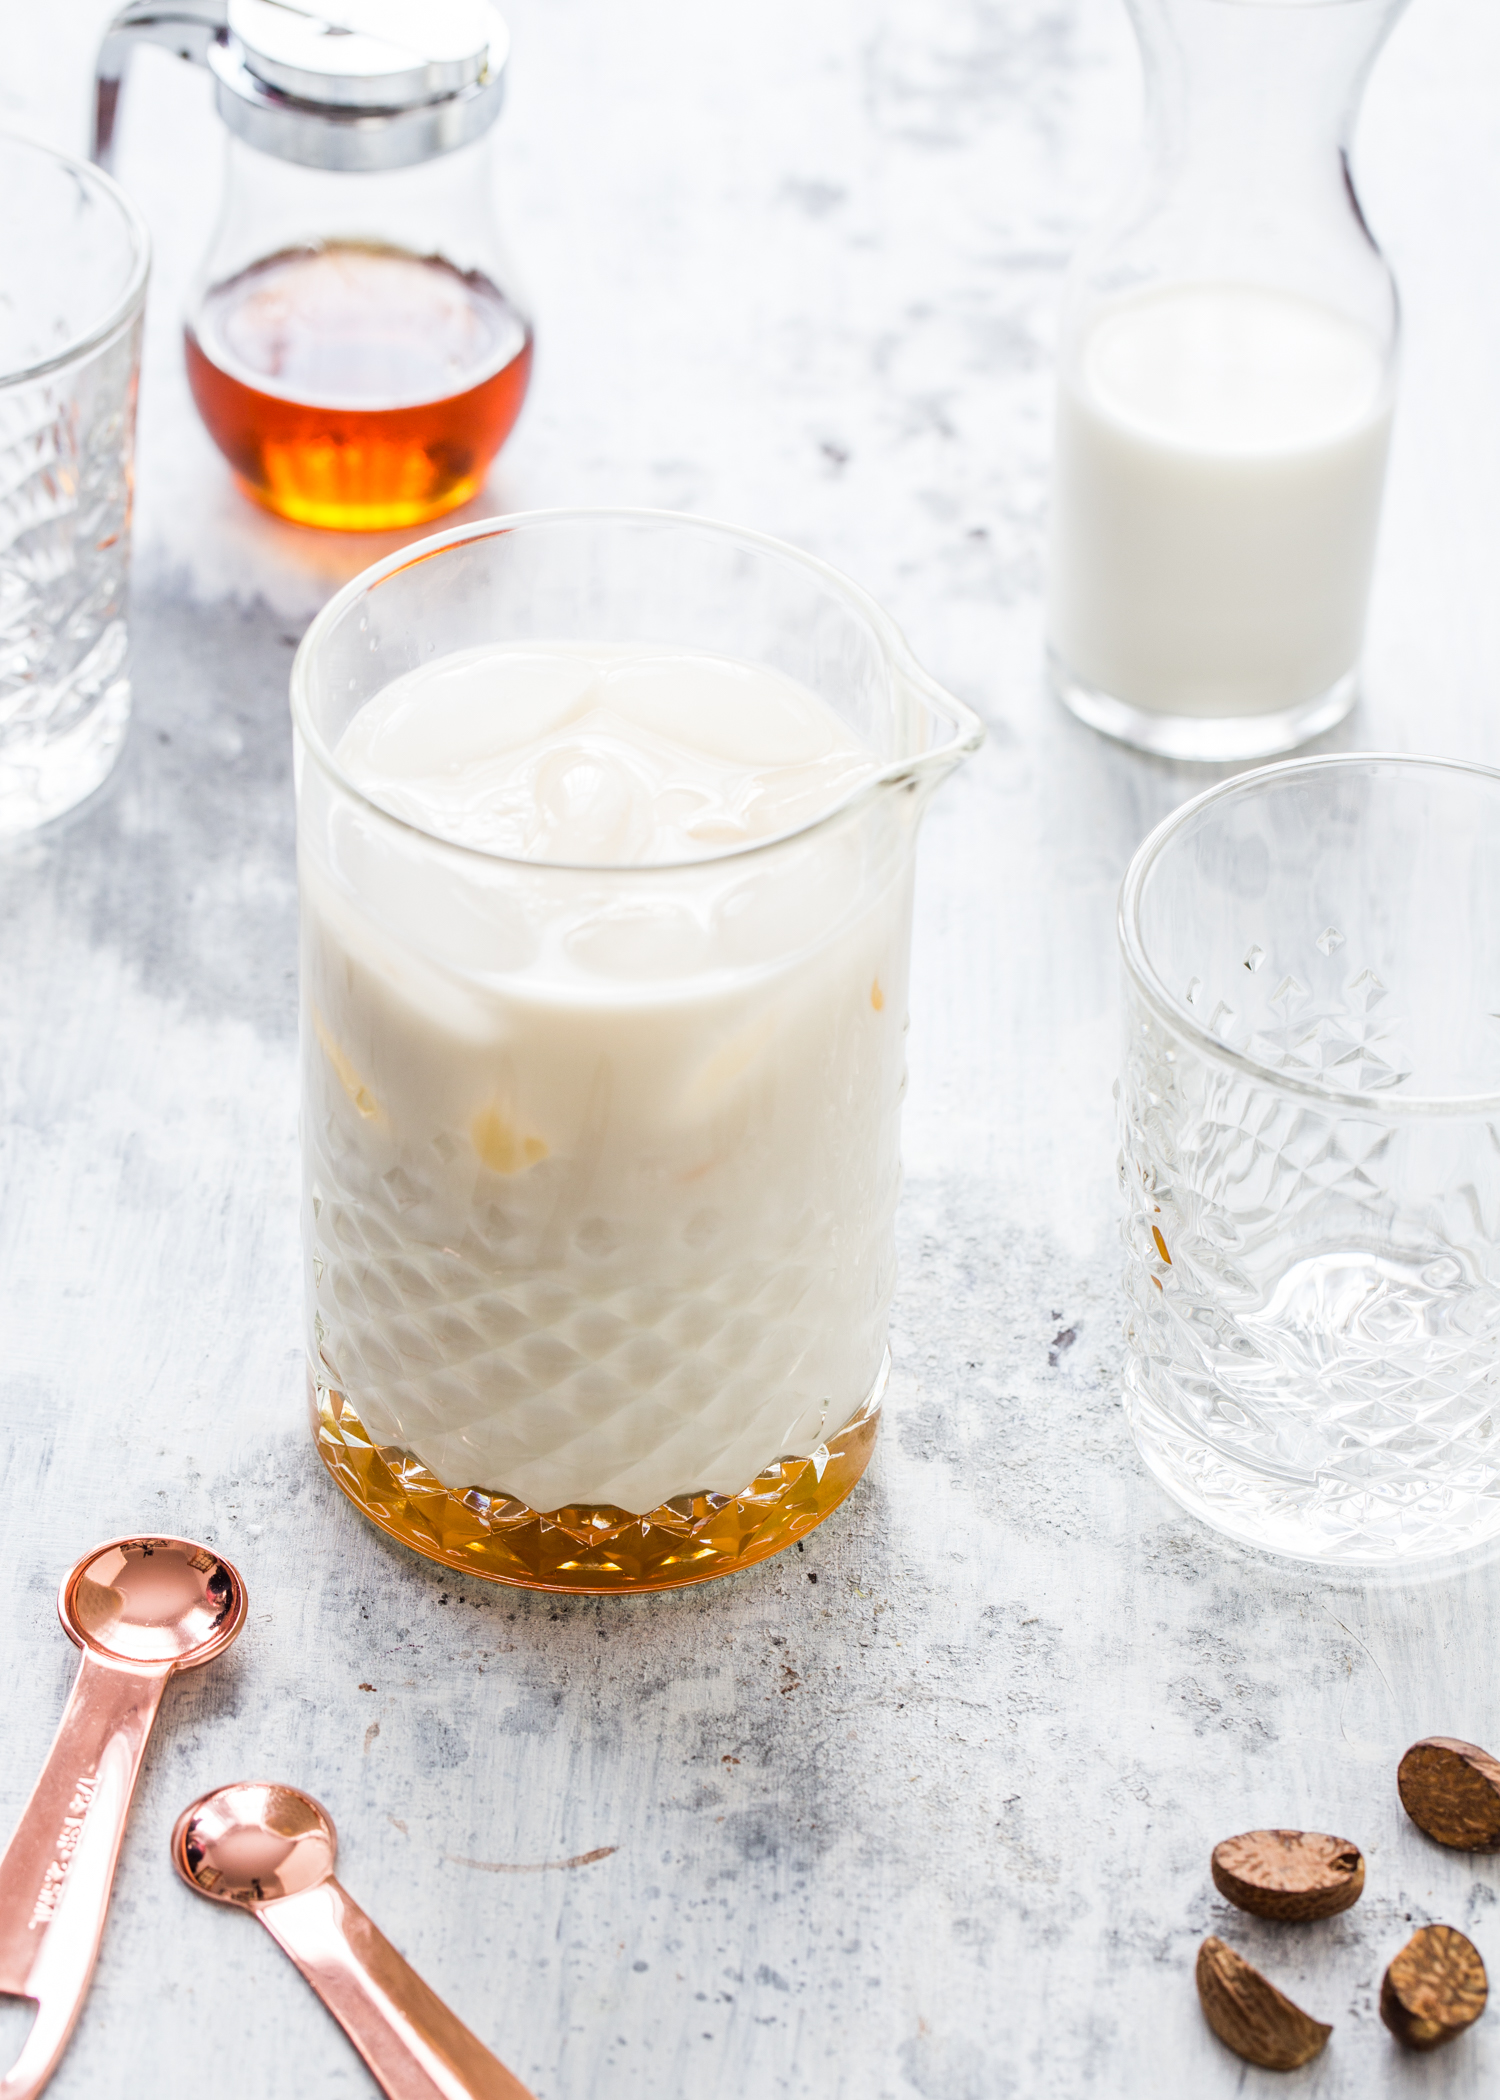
[3,0,1500,2093]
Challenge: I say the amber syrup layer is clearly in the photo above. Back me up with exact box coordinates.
[310,1370,882,1593]
[185,244,532,531]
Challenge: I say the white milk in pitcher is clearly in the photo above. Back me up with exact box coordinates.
[301,643,909,1516]
[1047,282,1393,718]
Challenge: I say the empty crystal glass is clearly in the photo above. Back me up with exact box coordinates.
[1118,756,1500,1566]
[0,136,148,833]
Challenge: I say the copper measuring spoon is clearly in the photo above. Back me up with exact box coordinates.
[172,1782,535,2100]
[0,1535,246,2100]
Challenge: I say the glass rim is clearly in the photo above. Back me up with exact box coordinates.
[1117,749,1500,1117]
[289,504,985,876]
[0,134,151,388]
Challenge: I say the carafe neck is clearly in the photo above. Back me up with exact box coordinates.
[1134,0,1408,171]
[1083,0,1410,333]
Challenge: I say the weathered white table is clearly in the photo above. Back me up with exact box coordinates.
[4,1,1500,2092]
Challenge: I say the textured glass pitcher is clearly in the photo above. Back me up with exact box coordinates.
[293,509,981,1592]
[1047,0,1409,761]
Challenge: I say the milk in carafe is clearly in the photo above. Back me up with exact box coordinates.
[1048,282,1393,720]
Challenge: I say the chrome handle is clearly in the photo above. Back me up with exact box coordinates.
[92,0,228,169]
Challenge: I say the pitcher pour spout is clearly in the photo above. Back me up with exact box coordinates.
[885,656,984,815]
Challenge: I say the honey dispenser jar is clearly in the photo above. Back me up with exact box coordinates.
[93,0,531,530]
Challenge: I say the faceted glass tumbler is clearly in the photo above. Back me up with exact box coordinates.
[0,136,148,833]
[292,508,981,1591]
[1118,755,1500,1566]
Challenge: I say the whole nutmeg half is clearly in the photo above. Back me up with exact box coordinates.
[1196,1936,1332,2071]
[1397,1738,1500,1851]
[1211,1830,1365,1921]
[1380,1925,1487,2050]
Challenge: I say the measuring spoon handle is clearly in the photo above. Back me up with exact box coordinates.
[0,1651,169,2100]
[255,1879,536,2100]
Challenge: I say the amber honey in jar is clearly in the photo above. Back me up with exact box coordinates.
[187,242,533,529]
[94,0,530,531]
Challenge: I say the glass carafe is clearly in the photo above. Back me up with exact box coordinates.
[93,0,530,531]
[1046,0,1409,762]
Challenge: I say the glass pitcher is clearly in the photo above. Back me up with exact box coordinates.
[93,0,530,531]
[1046,0,1410,762]
[292,509,983,1592]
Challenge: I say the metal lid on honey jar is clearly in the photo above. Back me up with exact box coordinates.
[94,0,509,173]
[212,0,509,167]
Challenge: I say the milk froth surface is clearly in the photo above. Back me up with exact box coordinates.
[336,642,880,866]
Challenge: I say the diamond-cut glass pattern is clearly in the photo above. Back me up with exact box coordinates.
[306,1091,899,1521]
[0,317,139,830]
[300,850,909,1529]
[312,1366,881,1592]
[1120,984,1500,1564]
